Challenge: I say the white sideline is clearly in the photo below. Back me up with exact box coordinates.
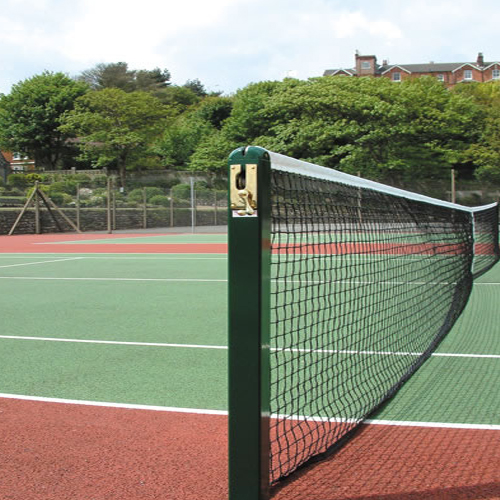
[0,335,499,359]
[0,393,498,430]
[0,393,226,415]
[0,257,83,268]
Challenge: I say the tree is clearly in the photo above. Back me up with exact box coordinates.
[0,71,88,169]
[154,96,233,169]
[183,79,208,97]
[59,88,171,186]
[214,76,482,180]
[77,62,171,93]
[455,82,500,182]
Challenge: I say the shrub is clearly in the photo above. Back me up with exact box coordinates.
[127,187,164,204]
[47,180,78,196]
[171,183,190,200]
[24,173,44,184]
[7,174,29,189]
[72,173,92,183]
[149,194,170,207]
[47,191,72,206]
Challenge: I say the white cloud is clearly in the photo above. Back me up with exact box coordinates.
[332,11,402,40]
[0,0,499,95]
[59,0,238,68]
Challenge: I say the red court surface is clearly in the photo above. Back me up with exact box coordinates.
[1,398,499,500]
[0,233,227,254]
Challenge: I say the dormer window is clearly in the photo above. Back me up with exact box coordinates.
[464,70,473,80]
[392,72,401,82]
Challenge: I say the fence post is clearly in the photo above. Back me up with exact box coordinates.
[34,181,41,234]
[451,168,456,204]
[214,190,218,226]
[170,190,174,227]
[76,183,81,231]
[190,177,195,233]
[107,177,112,234]
[143,187,147,229]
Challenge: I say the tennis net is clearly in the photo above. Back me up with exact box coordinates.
[228,147,499,498]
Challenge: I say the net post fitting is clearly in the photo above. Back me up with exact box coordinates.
[230,164,258,216]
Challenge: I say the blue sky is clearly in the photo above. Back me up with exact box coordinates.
[0,0,498,95]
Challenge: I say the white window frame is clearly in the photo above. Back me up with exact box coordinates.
[464,69,473,81]
[392,72,401,82]
[436,74,444,82]
[361,61,371,69]
[492,69,500,80]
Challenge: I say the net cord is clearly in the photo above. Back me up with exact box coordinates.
[268,150,497,214]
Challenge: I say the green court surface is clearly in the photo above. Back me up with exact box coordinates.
[0,237,499,429]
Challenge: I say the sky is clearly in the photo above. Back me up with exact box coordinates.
[0,0,499,95]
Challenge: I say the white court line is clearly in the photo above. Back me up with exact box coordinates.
[0,335,227,349]
[0,276,465,285]
[0,335,498,359]
[274,411,500,430]
[0,393,226,415]
[0,257,83,269]
[0,276,227,283]
[0,393,498,430]
[0,255,227,260]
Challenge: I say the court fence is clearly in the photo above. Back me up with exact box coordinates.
[0,184,227,235]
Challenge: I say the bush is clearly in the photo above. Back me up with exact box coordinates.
[127,187,164,204]
[47,180,78,196]
[46,191,73,206]
[171,183,190,200]
[149,194,170,207]
[24,173,44,184]
[72,173,92,183]
[7,174,29,189]
[92,175,108,187]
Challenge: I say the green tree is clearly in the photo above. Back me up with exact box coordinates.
[154,96,233,169]
[77,62,171,93]
[0,71,88,168]
[215,76,481,180]
[456,82,500,182]
[59,88,171,186]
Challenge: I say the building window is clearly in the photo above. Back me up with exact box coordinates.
[392,72,401,82]
[493,69,500,80]
[361,61,371,69]
[464,70,473,80]
[437,74,444,82]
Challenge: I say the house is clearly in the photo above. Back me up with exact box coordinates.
[324,52,500,86]
[0,151,10,183]
[0,151,36,172]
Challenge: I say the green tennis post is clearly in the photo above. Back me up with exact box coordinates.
[228,146,271,500]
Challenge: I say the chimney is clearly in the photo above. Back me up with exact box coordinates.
[477,52,484,66]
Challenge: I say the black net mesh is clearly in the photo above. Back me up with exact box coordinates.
[268,169,495,486]
[472,206,500,278]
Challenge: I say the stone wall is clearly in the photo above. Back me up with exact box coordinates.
[0,207,228,235]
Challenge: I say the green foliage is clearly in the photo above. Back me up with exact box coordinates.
[193,96,233,130]
[183,79,207,97]
[77,62,171,93]
[211,76,483,179]
[7,174,29,189]
[149,194,170,207]
[456,82,500,182]
[127,187,164,204]
[171,183,191,200]
[0,71,88,168]
[59,88,171,186]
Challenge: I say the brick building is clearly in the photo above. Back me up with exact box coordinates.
[324,52,500,86]
[0,151,35,172]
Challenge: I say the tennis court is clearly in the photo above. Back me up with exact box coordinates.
[0,230,499,499]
